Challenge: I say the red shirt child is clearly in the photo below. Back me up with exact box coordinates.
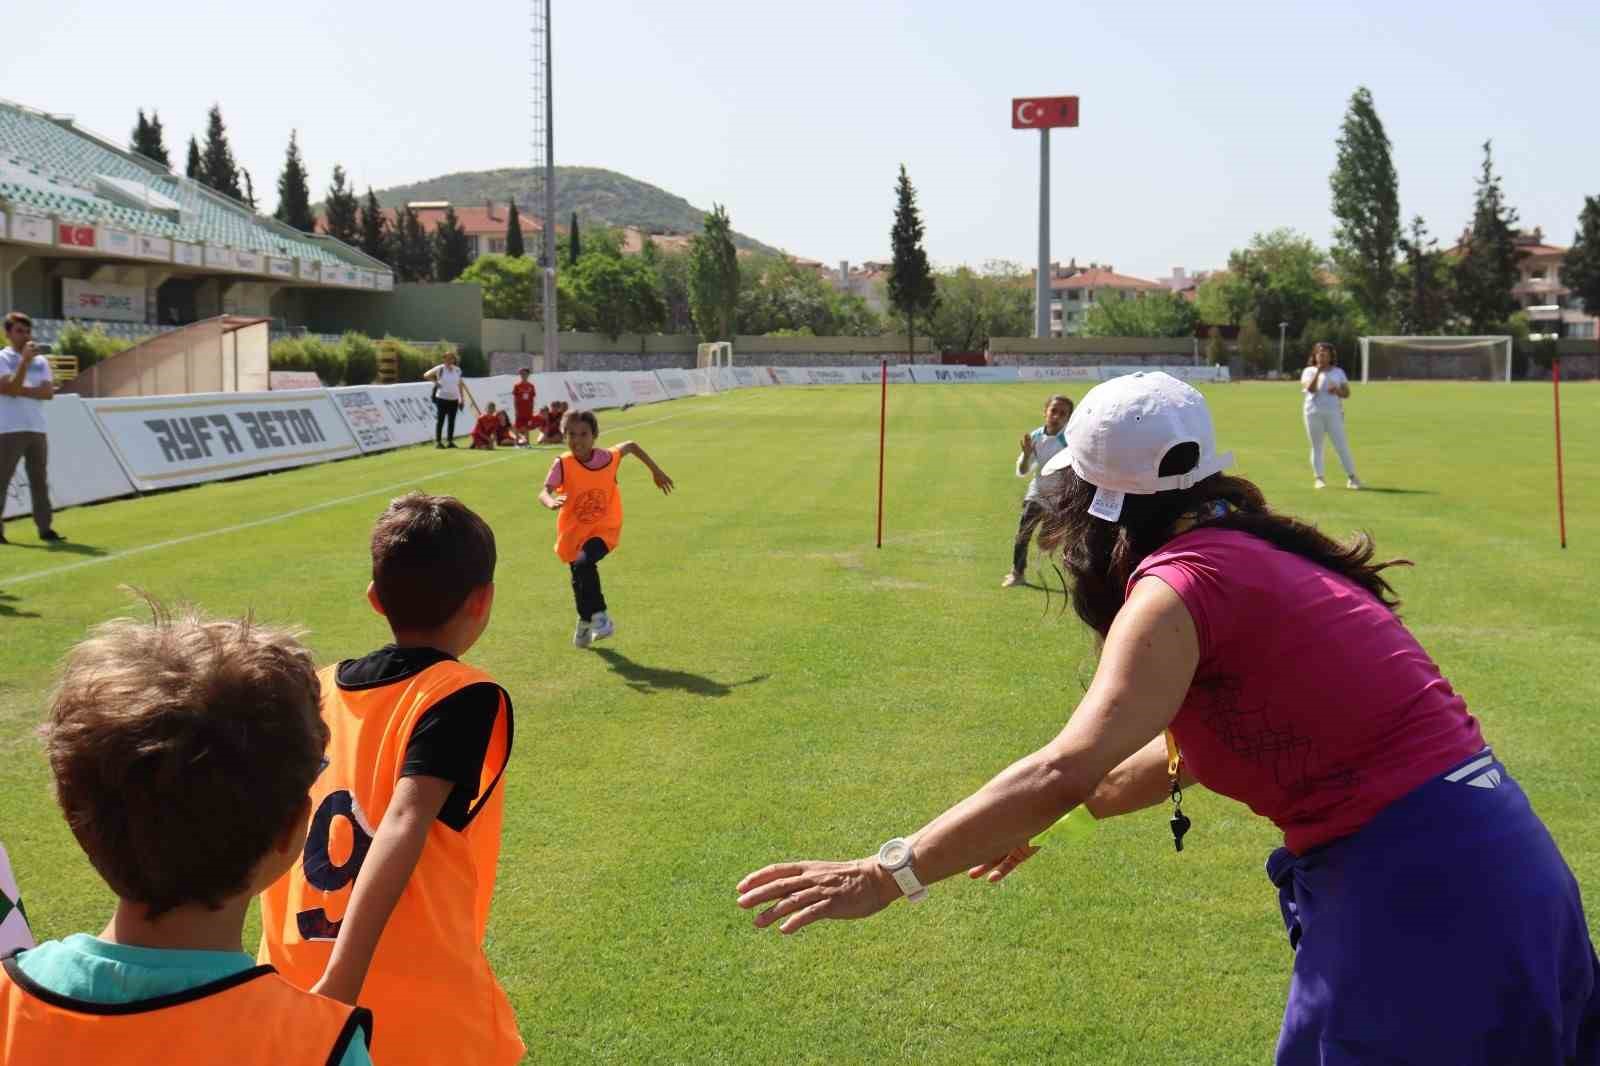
[470,409,501,449]
[512,371,537,432]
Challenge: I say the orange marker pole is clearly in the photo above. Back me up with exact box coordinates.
[1554,354,1567,549]
[876,359,887,549]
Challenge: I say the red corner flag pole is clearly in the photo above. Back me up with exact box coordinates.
[1554,354,1568,549]
[876,359,887,549]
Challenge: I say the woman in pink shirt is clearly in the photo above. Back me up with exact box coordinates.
[737,372,1598,1064]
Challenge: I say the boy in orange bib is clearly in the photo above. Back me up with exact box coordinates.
[538,409,674,648]
[3,603,373,1066]
[257,493,524,1066]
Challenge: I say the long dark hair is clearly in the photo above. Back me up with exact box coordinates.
[1038,448,1407,637]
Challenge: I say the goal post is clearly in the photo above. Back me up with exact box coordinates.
[696,341,732,370]
[1358,336,1513,383]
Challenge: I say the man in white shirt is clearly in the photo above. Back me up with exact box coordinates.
[1002,393,1073,588]
[1300,342,1361,490]
[0,312,63,543]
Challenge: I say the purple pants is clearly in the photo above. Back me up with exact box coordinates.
[1270,748,1600,1065]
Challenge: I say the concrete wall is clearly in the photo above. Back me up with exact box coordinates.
[278,282,484,351]
[486,331,934,372]
[988,336,1202,367]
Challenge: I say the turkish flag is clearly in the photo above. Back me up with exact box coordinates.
[1012,96,1080,129]
[57,224,96,248]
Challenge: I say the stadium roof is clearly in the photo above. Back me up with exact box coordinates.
[0,98,388,278]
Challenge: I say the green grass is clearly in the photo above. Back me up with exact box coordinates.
[2,381,1596,1064]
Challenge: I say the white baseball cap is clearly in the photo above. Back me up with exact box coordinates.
[1040,371,1233,521]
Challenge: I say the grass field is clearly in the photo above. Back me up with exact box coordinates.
[2,380,1596,1064]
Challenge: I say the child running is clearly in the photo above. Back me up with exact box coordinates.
[1002,393,1074,588]
[4,603,374,1066]
[257,493,523,1066]
[538,409,674,648]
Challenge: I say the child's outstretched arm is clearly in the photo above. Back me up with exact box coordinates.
[538,487,565,510]
[311,774,453,1005]
[615,440,674,495]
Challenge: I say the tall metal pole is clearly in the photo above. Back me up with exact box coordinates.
[540,0,559,372]
[1035,127,1050,338]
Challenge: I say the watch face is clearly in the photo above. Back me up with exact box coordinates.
[880,839,910,867]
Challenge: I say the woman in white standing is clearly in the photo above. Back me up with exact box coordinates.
[424,351,464,449]
[1300,341,1360,489]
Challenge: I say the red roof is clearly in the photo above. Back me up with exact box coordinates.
[1049,267,1163,292]
[319,203,541,239]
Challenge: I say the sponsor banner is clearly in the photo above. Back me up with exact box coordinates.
[717,367,741,390]
[2,395,137,520]
[1099,365,1230,383]
[1016,366,1102,381]
[461,374,533,422]
[97,227,135,257]
[732,367,759,388]
[174,241,203,267]
[742,366,773,387]
[376,273,394,291]
[267,256,295,278]
[299,259,322,283]
[11,213,51,245]
[269,371,323,390]
[135,233,172,261]
[58,223,96,249]
[683,368,719,395]
[653,368,693,400]
[328,266,360,287]
[235,250,263,273]
[560,372,626,410]
[908,366,1020,384]
[86,389,360,490]
[62,278,145,323]
[806,366,854,386]
[329,382,444,453]
[621,372,668,405]
[204,245,234,270]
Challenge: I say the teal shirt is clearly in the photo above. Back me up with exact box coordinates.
[14,934,372,1066]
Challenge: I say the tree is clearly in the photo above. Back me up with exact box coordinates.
[358,189,393,265]
[888,165,938,357]
[1194,271,1252,327]
[927,262,1033,351]
[457,253,536,318]
[273,131,316,232]
[654,249,694,334]
[1329,86,1401,329]
[392,206,434,283]
[323,165,360,245]
[1453,141,1522,333]
[1082,290,1199,338]
[433,207,473,282]
[505,202,525,257]
[1560,196,1600,333]
[1236,320,1271,375]
[198,105,243,200]
[688,204,740,341]
[185,137,202,181]
[1397,215,1452,334]
[569,212,581,264]
[1224,229,1334,339]
[568,251,665,339]
[241,169,257,211]
[130,109,170,167]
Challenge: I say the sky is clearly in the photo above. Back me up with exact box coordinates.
[8,0,1597,281]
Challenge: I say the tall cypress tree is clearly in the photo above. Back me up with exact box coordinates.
[1329,86,1400,328]
[146,111,171,168]
[569,211,581,264]
[888,164,938,358]
[1453,141,1521,333]
[433,207,472,282]
[394,206,434,283]
[358,188,393,265]
[185,136,202,181]
[129,110,171,166]
[241,169,257,212]
[273,131,316,232]
[199,105,243,200]
[688,204,739,341]
[505,202,525,257]
[1398,216,1451,334]
[323,165,360,245]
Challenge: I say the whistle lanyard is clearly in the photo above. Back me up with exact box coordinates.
[1165,729,1191,852]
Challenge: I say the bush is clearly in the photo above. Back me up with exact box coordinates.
[378,336,434,382]
[340,332,379,385]
[1237,321,1273,376]
[53,322,133,370]
[457,343,487,377]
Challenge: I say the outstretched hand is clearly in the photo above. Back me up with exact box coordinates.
[1019,433,1035,459]
[736,858,896,935]
[966,843,1039,884]
[543,493,566,511]
[652,469,675,495]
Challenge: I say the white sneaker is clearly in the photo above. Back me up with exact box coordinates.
[573,621,593,649]
[1314,478,1327,490]
[1346,478,1362,490]
[590,612,615,641]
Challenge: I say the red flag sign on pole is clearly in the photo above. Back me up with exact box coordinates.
[1012,96,1079,129]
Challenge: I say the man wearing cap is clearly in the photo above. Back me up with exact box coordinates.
[737,371,1599,1064]
[0,311,63,545]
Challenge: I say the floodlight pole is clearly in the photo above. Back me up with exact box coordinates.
[1036,128,1050,338]
[540,0,558,372]
[1278,321,1288,373]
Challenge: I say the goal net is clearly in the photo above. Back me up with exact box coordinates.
[1358,336,1513,382]
[697,341,732,370]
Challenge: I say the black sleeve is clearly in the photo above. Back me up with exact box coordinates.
[401,682,504,831]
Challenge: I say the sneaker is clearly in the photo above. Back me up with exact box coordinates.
[436,442,446,449]
[1000,572,1024,588]
[590,612,615,641]
[1314,478,1327,490]
[573,621,593,649]
[447,441,459,449]
[39,529,65,542]
[1346,478,1362,490]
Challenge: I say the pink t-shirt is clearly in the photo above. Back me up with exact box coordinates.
[1132,527,1483,854]
[544,448,614,490]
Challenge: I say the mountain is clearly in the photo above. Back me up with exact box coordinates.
[360,166,783,255]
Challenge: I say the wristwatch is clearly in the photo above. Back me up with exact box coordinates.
[876,837,928,903]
